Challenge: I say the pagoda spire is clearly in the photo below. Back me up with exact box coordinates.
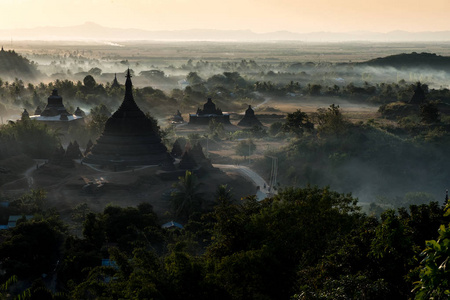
[123,69,136,107]
[110,69,141,117]
[125,69,132,91]
[111,73,120,88]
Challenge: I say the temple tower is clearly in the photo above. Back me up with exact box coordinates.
[83,70,172,168]
[189,98,230,125]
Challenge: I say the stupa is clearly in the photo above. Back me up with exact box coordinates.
[409,82,426,104]
[28,89,84,131]
[189,98,230,125]
[111,73,120,89]
[238,105,263,127]
[83,70,172,168]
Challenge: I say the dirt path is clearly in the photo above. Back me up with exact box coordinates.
[80,161,157,174]
[0,159,46,191]
[253,95,271,110]
[25,160,47,188]
[213,164,275,200]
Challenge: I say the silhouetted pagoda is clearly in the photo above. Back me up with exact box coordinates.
[34,106,42,115]
[83,70,172,168]
[189,98,230,125]
[171,110,184,124]
[409,82,426,104]
[111,73,120,89]
[238,105,263,127]
[41,89,69,117]
[74,107,86,117]
[29,89,84,131]
[178,142,213,170]
[21,109,30,120]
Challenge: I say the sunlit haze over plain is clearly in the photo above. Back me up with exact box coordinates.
[0,0,449,33]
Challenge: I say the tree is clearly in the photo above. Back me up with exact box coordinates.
[420,101,440,124]
[308,83,322,96]
[413,205,450,299]
[86,113,108,139]
[282,109,314,135]
[83,75,97,91]
[0,275,18,299]
[215,184,233,206]
[370,210,418,298]
[171,139,183,158]
[268,121,283,137]
[1,119,60,158]
[0,217,66,279]
[186,72,203,86]
[88,67,102,76]
[208,186,362,299]
[235,139,256,160]
[314,104,349,135]
[209,119,224,139]
[10,189,47,214]
[171,171,204,221]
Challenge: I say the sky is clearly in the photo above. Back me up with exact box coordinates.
[0,0,450,33]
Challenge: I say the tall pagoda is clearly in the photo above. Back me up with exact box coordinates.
[83,70,172,168]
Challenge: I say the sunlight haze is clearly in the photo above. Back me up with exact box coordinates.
[0,0,449,33]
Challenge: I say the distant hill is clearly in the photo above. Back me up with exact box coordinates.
[0,48,41,81]
[2,22,450,41]
[357,52,450,70]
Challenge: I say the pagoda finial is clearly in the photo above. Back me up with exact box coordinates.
[125,69,132,92]
[124,69,134,102]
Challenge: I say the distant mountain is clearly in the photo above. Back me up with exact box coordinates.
[1,22,450,41]
[0,48,41,80]
[358,52,450,69]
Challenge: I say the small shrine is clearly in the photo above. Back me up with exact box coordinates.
[111,73,120,89]
[178,142,213,170]
[171,110,184,124]
[238,105,263,127]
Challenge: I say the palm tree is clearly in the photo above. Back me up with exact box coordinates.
[171,170,203,220]
[0,275,16,299]
[214,184,233,206]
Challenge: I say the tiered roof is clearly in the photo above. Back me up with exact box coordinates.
[83,70,172,167]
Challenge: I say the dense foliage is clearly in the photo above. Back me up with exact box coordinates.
[0,118,59,159]
[0,187,447,299]
[0,49,41,81]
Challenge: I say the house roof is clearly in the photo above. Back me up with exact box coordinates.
[161,221,184,229]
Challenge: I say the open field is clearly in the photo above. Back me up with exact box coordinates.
[6,40,450,64]
[3,40,450,87]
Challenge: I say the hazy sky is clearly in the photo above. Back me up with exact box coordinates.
[1,0,450,33]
